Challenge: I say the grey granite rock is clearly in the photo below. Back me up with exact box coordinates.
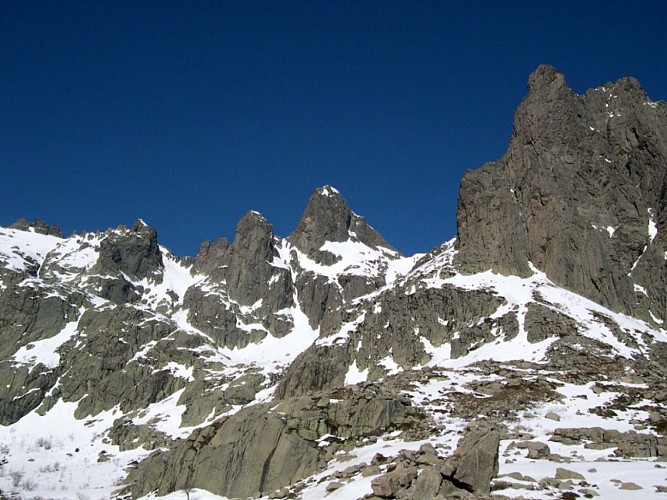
[127,385,425,498]
[288,186,396,264]
[441,421,500,495]
[456,64,667,323]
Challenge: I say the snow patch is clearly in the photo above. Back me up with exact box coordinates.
[649,310,663,325]
[320,185,340,197]
[344,360,368,385]
[317,313,366,347]
[0,227,62,272]
[12,316,82,368]
[648,208,657,241]
[0,399,149,498]
[131,388,191,438]
[435,265,664,362]
[378,355,401,375]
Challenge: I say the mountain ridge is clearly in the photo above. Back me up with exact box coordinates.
[1,65,667,499]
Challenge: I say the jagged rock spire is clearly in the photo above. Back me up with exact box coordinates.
[93,219,164,282]
[289,185,395,264]
[456,65,667,323]
[8,218,63,237]
[222,210,281,305]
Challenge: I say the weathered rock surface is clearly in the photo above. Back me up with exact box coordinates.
[185,211,296,348]
[456,64,667,324]
[551,427,661,458]
[277,283,506,398]
[369,421,500,498]
[442,421,500,495]
[516,440,551,459]
[127,385,427,498]
[288,185,395,264]
[2,66,667,500]
[7,218,63,237]
[92,220,164,283]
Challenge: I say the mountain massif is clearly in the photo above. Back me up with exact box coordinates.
[1,65,667,499]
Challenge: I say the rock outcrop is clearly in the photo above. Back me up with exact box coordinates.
[276,283,505,398]
[369,421,501,498]
[185,210,295,348]
[92,219,164,283]
[551,427,663,458]
[442,421,500,495]
[127,384,426,498]
[288,185,395,264]
[7,218,63,237]
[456,64,667,324]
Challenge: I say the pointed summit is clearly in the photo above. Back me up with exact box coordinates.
[92,219,164,288]
[131,218,149,231]
[527,64,568,95]
[289,186,395,264]
[291,186,352,247]
[318,185,341,198]
[456,66,667,323]
[230,210,274,263]
[219,210,283,305]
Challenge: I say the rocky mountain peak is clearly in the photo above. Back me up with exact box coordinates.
[130,218,151,233]
[192,211,274,280]
[235,210,272,241]
[289,186,395,264]
[92,220,164,283]
[3,67,667,500]
[193,236,229,275]
[526,63,569,97]
[456,65,667,324]
[189,209,286,312]
[290,186,353,248]
[606,75,648,101]
[225,210,276,271]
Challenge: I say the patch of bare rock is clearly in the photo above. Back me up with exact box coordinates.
[367,421,500,499]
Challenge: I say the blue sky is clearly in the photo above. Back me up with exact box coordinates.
[3,1,667,257]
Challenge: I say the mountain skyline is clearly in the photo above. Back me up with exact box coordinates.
[2,59,667,498]
[3,2,667,257]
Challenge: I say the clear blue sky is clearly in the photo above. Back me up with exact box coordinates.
[3,1,666,257]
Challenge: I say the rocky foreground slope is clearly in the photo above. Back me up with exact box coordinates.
[1,65,667,499]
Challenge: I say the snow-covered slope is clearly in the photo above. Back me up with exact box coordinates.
[0,211,424,498]
[2,208,666,499]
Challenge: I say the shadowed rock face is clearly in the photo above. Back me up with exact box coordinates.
[186,186,405,345]
[185,211,296,348]
[456,64,667,323]
[93,220,164,282]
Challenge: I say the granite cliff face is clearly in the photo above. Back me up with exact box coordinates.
[1,67,667,499]
[456,64,667,325]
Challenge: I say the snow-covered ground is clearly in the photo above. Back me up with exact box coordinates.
[2,225,667,499]
[0,400,149,499]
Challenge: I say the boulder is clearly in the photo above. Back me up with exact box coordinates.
[555,468,585,480]
[371,466,418,497]
[516,440,551,459]
[440,421,500,495]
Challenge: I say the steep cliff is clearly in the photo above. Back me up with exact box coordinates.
[456,64,667,325]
